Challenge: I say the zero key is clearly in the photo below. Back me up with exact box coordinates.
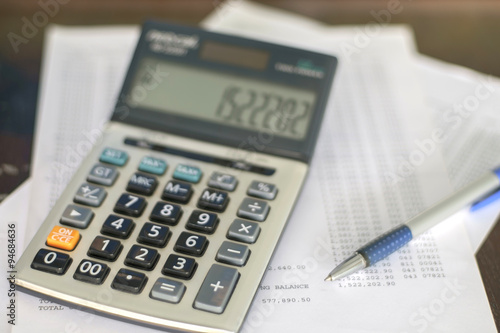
[31,249,72,275]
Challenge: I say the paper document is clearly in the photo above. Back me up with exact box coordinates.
[417,55,500,251]
[8,1,498,332]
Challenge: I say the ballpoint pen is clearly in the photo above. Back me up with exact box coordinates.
[324,167,500,282]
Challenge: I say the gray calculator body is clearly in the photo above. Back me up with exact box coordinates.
[16,21,337,333]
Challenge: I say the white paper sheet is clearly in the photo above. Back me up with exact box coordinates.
[417,55,500,251]
[8,1,498,332]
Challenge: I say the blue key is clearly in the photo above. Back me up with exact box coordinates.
[139,156,167,175]
[99,148,128,166]
[173,164,202,183]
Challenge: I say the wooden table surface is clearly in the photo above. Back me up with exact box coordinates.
[1,0,499,330]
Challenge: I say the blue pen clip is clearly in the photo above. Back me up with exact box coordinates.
[470,189,500,211]
[470,167,500,211]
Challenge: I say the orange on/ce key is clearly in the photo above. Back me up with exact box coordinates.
[46,226,80,251]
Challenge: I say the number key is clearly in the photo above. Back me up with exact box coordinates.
[114,193,147,217]
[150,201,182,225]
[162,254,197,279]
[101,214,134,239]
[186,210,219,234]
[174,232,208,256]
[124,245,159,270]
[88,236,122,261]
[73,259,109,284]
[137,222,170,247]
[31,249,72,275]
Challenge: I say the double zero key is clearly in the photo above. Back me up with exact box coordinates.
[74,259,110,284]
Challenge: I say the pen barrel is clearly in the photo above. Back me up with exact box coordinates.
[407,172,500,237]
[358,225,412,266]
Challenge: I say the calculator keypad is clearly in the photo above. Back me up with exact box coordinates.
[150,277,186,304]
[73,259,110,284]
[139,156,167,175]
[194,264,240,314]
[114,193,147,217]
[186,210,219,234]
[88,236,122,261]
[137,223,171,247]
[197,189,229,212]
[150,201,183,225]
[162,181,193,203]
[162,254,197,279]
[174,232,208,256]
[208,172,238,191]
[31,249,72,275]
[101,214,135,239]
[74,183,107,207]
[46,226,81,251]
[127,173,158,196]
[125,245,160,270]
[29,146,280,318]
[247,180,277,200]
[60,204,94,229]
[173,164,202,183]
[237,198,270,221]
[100,148,129,166]
[112,268,148,294]
[227,219,260,244]
[87,164,118,186]
[216,241,250,267]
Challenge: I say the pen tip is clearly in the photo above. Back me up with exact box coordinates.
[324,275,333,282]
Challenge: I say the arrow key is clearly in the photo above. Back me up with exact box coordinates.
[61,204,94,229]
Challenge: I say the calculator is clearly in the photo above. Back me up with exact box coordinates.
[15,21,337,332]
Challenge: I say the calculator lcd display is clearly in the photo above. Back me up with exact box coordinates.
[127,57,316,140]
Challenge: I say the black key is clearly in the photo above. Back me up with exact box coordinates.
[126,173,158,196]
[197,189,229,212]
[31,249,72,275]
[137,222,170,247]
[114,193,147,217]
[101,214,134,239]
[111,268,148,294]
[174,232,208,256]
[124,245,159,270]
[150,201,182,225]
[73,259,109,284]
[162,254,197,279]
[88,236,122,261]
[186,210,219,234]
[162,180,193,203]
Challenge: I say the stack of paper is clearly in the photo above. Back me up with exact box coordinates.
[3,1,500,332]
